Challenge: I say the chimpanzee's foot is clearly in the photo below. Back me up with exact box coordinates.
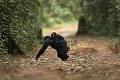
[61,55,69,61]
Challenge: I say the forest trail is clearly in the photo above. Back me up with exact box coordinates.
[43,22,78,37]
[0,23,120,80]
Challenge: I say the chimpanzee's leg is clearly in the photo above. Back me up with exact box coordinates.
[57,46,70,61]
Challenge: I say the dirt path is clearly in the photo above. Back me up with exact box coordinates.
[0,23,120,80]
[43,22,78,37]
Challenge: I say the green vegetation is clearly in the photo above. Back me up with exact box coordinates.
[80,0,120,36]
[0,0,40,55]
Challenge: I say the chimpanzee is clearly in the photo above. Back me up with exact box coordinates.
[36,32,70,61]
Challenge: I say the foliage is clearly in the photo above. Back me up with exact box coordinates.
[0,0,40,54]
[80,0,120,36]
[38,0,82,27]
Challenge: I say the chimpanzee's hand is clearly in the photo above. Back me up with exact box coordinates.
[36,53,40,60]
[36,56,38,60]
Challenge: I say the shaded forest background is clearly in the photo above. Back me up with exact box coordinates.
[0,0,120,56]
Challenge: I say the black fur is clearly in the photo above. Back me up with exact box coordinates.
[36,32,70,61]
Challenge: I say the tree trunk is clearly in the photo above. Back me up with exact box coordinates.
[37,28,43,43]
[76,16,87,35]
[2,32,25,55]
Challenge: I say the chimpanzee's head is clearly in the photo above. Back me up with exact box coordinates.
[51,32,57,38]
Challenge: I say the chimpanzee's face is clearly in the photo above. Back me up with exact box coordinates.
[51,32,57,38]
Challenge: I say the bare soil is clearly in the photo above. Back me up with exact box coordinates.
[0,23,120,80]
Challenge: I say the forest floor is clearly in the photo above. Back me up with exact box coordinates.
[0,22,120,80]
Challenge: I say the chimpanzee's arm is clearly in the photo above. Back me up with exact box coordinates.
[36,36,51,60]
